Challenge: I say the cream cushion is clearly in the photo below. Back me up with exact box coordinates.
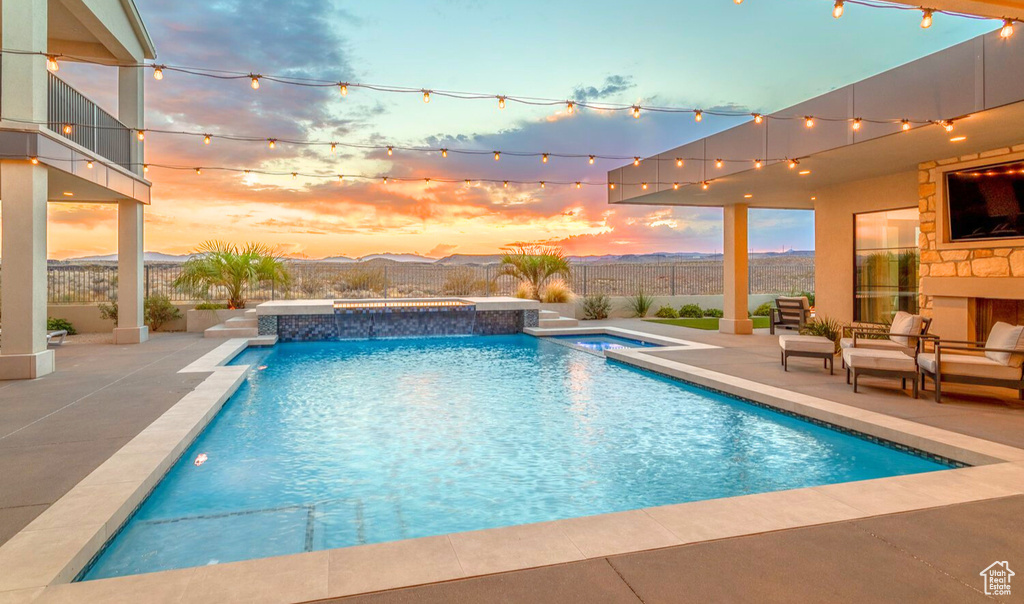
[918,353,1023,381]
[776,296,810,309]
[888,311,923,348]
[843,348,916,372]
[984,322,1024,367]
[839,337,914,356]
[779,334,834,354]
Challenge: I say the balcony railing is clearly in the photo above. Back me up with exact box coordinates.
[47,73,132,170]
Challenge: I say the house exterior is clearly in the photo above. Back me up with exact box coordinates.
[609,29,1024,341]
[0,0,156,378]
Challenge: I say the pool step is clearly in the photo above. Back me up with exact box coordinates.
[224,316,258,328]
[204,323,259,338]
[539,316,579,328]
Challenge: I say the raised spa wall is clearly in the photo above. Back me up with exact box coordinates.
[256,297,540,342]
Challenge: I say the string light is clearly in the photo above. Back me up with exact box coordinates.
[588,155,595,165]
[540,181,546,188]
[753,113,763,124]
[754,159,762,169]
[268,139,276,149]
[852,118,862,131]
[137,130,145,141]
[339,83,348,96]
[497,96,506,109]
[441,148,448,158]
[382,176,388,185]
[494,151,500,161]
[833,1,844,18]
[805,116,815,128]
[788,159,799,169]
[143,164,149,173]
[250,75,260,90]
[676,158,684,167]
[153,66,164,80]
[292,172,298,180]
[46,56,58,71]
[701,181,709,190]
[901,119,911,131]
[694,110,703,122]
[609,183,615,190]
[542,153,549,163]
[422,90,431,103]
[194,167,201,175]
[63,124,72,135]
[942,120,954,132]
[338,174,344,182]
[715,159,724,168]
[1001,19,1015,38]
[673,182,680,190]
[86,161,93,169]
[503,181,509,188]
[567,101,575,114]
[30,157,39,164]
[576,181,581,189]
[920,9,933,28]
[642,182,648,190]
[330,143,337,153]
[387,146,393,156]
[633,157,641,166]
[632,105,641,119]
[203,134,211,145]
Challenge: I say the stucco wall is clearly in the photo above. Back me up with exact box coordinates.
[813,171,919,324]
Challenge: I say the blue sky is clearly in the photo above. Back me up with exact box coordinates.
[51,0,995,258]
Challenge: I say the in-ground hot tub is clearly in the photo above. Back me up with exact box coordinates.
[256,297,540,342]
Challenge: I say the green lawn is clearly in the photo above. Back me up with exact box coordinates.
[644,316,771,330]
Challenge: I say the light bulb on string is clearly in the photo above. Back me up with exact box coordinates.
[143,164,149,173]
[753,113,763,124]
[676,158,684,167]
[339,83,348,96]
[901,119,911,131]
[852,118,862,131]
[642,182,648,190]
[609,182,615,190]
[701,181,709,190]
[673,182,680,190]
[788,159,799,169]
[542,154,549,164]
[588,155,595,165]
[87,161,93,169]
[497,96,506,109]
[330,143,337,153]
[250,75,260,89]
[1001,19,1015,38]
[503,181,509,188]
[137,130,145,141]
[715,159,724,168]
[494,151,500,161]
[575,182,582,189]
[422,90,431,103]
[943,120,954,133]
[633,157,641,166]
[153,66,164,80]
[805,116,815,128]
[203,134,211,145]
[268,139,276,149]
[63,124,72,135]
[920,9,933,29]
[540,181,546,189]
[694,110,703,122]
[632,106,641,119]
[833,1,844,18]
[441,148,448,158]
[30,157,39,165]
[194,167,201,175]
[46,56,59,71]
[754,159,763,169]
[567,101,575,114]
[387,146,393,156]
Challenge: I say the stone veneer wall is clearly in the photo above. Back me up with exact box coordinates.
[268,309,538,342]
[918,146,1024,317]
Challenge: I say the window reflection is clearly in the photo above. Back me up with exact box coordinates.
[854,208,920,323]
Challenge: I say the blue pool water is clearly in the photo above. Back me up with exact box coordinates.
[84,335,947,580]
[550,333,658,353]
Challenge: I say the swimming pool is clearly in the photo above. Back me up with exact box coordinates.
[82,335,947,580]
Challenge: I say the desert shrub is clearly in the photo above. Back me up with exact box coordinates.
[702,307,724,318]
[194,302,226,310]
[514,280,536,300]
[98,301,118,323]
[626,290,655,318]
[678,303,703,318]
[540,279,574,303]
[752,302,773,317]
[655,305,679,319]
[46,317,76,335]
[146,294,183,331]
[792,290,816,307]
[800,316,845,353]
[442,267,493,296]
[343,268,388,294]
[580,294,611,320]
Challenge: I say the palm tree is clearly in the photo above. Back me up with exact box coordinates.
[173,241,290,309]
[499,244,571,301]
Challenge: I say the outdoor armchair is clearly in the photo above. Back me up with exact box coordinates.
[840,313,932,367]
[769,296,810,335]
[918,322,1024,403]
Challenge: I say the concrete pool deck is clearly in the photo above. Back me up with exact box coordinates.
[1,325,1023,602]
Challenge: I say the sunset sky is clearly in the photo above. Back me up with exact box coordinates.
[46,0,993,260]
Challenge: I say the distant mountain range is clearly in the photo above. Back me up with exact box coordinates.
[57,249,813,264]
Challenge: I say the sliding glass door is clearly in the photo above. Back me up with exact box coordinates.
[854,208,920,324]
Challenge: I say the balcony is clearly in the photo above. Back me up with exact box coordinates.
[47,72,132,171]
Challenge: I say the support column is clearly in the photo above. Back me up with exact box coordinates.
[118,66,145,177]
[113,200,148,344]
[0,0,54,379]
[721,204,754,335]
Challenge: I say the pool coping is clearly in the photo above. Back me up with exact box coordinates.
[2,333,1024,603]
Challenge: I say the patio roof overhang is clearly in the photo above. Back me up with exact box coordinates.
[913,1,1024,21]
[609,30,1024,210]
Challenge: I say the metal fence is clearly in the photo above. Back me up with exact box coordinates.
[48,73,132,170]
[33,259,814,304]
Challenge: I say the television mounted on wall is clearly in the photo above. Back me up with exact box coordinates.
[945,160,1024,242]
